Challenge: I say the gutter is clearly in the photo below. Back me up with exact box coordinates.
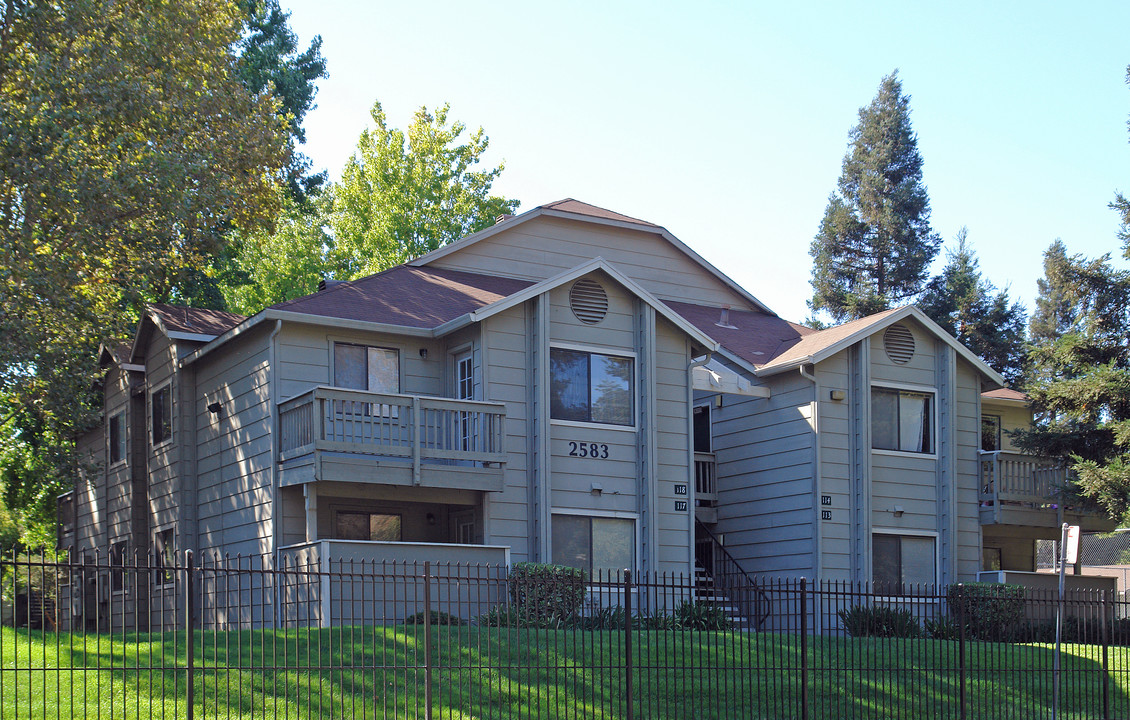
[798,364,823,591]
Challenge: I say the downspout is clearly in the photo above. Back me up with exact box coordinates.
[269,320,282,559]
[687,352,712,574]
[798,364,823,587]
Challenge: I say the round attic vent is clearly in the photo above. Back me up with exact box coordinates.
[569,278,609,325]
[883,324,915,364]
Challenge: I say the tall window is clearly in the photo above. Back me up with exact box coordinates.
[151,385,172,445]
[873,533,936,593]
[335,511,402,541]
[334,343,399,393]
[109,541,127,592]
[456,352,475,450]
[550,348,633,426]
[981,415,1002,451]
[109,411,127,465]
[552,514,635,576]
[871,387,933,454]
[154,528,175,587]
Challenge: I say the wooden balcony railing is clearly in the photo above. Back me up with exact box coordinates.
[978,450,1065,507]
[694,452,716,503]
[278,387,507,482]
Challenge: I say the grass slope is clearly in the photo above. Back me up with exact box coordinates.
[1,625,1127,719]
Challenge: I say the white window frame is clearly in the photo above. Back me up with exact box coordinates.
[153,526,176,589]
[150,382,173,448]
[870,381,938,459]
[981,414,1002,452]
[871,528,940,595]
[548,342,638,431]
[107,408,127,467]
[550,507,639,577]
[330,341,401,394]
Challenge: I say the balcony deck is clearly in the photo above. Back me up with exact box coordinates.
[278,387,507,492]
[978,451,1115,532]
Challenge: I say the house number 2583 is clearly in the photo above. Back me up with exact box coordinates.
[568,441,609,459]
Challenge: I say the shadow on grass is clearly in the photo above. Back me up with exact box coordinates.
[2,626,1129,718]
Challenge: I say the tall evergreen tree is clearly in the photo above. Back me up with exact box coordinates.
[809,71,941,322]
[1014,242,1130,518]
[235,0,328,205]
[918,229,1028,386]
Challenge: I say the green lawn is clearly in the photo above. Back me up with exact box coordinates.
[1,625,1127,719]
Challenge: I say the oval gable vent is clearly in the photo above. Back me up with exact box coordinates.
[883,324,915,364]
[569,278,609,325]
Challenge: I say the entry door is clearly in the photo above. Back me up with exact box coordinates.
[455,351,475,451]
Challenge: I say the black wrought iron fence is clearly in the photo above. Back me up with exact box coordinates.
[1,550,1129,719]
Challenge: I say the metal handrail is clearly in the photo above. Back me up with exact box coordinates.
[694,519,770,629]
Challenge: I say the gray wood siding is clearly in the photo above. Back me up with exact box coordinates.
[547,276,639,528]
[144,332,180,550]
[483,303,531,560]
[954,361,984,580]
[428,216,756,310]
[713,368,816,579]
[73,427,106,554]
[277,324,443,401]
[194,327,273,557]
[653,319,692,574]
[870,320,936,387]
[816,350,852,580]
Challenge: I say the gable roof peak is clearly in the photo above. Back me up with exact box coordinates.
[538,198,662,228]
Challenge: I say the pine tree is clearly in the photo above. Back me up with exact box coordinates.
[918,229,1027,386]
[1013,243,1130,518]
[809,71,941,322]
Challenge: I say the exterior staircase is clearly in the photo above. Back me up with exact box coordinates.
[693,519,771,631]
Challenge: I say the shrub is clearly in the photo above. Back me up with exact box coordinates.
[838,604,921,638]
[947,583,1025,641]
[405,610,463,626]
[507,562,587,627]
[674,600,732,631]
[924,616,961,640]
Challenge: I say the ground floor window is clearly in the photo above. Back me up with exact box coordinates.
[154,528,175,587]
[551,514,634,576]
[982,546,1002,572]
[872,533,936,593]
[335,511,402,542]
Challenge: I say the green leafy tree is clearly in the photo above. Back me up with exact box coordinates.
[918,229,1028,385]
[0,0,287,538]
[222,190,333,314]
[328,101,519,278]
[809,71,941,322]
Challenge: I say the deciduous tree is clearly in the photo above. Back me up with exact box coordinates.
[0,0,287,537]
[809,71,941,322]
[328,102,518,278]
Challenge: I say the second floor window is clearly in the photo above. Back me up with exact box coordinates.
[151,385,172,446]
[871,387,933,454]
[981,415,1002,451]
[334,343,399,394]
[550,348,634,426]
[109,411,126,465]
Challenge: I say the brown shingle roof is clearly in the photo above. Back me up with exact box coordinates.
[663,301,815,368]
[982,388,1028,402]
[540,199,661,228]
[759,308,905,371]
[148,304,246,336]
[270,266,535,328]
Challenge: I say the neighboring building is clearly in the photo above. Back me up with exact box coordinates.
[57,199,1114,629]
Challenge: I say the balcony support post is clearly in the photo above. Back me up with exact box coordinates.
[412,395,422,485]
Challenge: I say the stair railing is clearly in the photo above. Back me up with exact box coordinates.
[694,519,771,630]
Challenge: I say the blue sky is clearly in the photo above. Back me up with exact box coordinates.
[283,0,1130,322]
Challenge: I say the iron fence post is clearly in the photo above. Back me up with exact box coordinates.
[185,549,195,720]
[957,583,966,720]
[423,560,433,720]
[800,577,808,720]
[1102,589,1111,720]
[624,569,634,720]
